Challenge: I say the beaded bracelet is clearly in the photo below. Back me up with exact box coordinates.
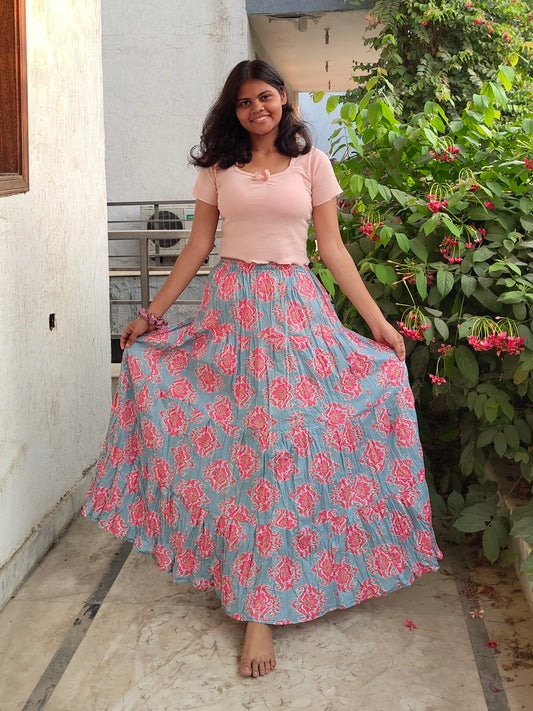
[138,308,168,329]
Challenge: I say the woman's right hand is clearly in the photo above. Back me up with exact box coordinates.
[120,317,153,350]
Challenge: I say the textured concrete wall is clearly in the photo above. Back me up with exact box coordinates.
[102,0,249,204]
[0,1,109,595]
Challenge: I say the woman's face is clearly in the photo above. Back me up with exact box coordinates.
[235,79,287,138]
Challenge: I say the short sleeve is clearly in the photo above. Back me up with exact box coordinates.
[310,148,342,206]
[192,166,218,206]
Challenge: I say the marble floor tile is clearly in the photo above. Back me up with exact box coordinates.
[0,599,81,711]
[46,559,486,711]
[15,516,124,603]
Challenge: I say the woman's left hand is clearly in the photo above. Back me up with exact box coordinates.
[370,320,406,361]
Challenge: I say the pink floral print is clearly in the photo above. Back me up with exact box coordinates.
[83,260,442,625]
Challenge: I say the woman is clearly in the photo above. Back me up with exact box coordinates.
[83,59,442,679]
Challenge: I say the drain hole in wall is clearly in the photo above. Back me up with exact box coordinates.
[49,313,56,330]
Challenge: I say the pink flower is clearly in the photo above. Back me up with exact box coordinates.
[429,374,446,385]
[404,619,418,630]
[483,201,495,211]
[485,641,499,648]
[524,158,533,171]
[470,608,485,619]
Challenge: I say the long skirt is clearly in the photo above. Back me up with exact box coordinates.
[83,258,442,624]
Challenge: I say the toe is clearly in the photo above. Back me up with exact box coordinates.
[240,662,252,677]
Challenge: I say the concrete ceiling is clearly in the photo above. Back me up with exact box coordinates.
[248,9,378,93]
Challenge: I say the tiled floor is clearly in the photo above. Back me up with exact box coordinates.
[1,515,532,711]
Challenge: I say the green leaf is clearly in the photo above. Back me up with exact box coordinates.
[447,491,465,515]
[365,178,379,200]
[494,432,507,457]
[415,270,428,300]
[326,94,340,114]
[472,246,495,263]
[499,548,515,567]
[461,275,477,297]
[477,428,496,448]
[504,424,520,450]
[436,269,454,297]
[350,174,364,195]
[455,345,479,386]
[454,502,495,533]
[483,525,501,563]
[315,268,335,296]
[441,214,461,237]
[340,102,357,122]
[497,65,514,91]
[434,318,449,340]
[409,238,428,263]
[377,184,392,201]
[395,232,410,253]
[312,91,325,103]
[391,188,412,206]
[519,197,533,215]
[514,361,531,385]
[423,213,442,235]
[375,263,396,286]
[482,81,508,108]
[367,102,383,126]
[522,118,533,137]
[520,215,533,232]
[510,516,533,546]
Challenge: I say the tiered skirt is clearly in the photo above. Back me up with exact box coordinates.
[83,259,442,624]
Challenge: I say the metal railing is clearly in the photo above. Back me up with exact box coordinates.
[108,200,220,338]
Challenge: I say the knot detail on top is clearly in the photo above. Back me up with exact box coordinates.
[253,169,271,182]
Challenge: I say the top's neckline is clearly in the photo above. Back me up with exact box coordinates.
[233,156,293,177]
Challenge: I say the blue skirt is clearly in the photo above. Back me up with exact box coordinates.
[83,259,442,624]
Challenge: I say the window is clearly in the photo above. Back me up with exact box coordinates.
[0,0,28,197]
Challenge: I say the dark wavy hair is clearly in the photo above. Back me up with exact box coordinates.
[190,60,313,169]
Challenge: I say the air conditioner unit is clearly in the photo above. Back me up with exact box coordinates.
[140,204,192,256]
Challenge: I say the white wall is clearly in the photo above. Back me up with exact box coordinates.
[102,0,250,203]
[0,0,109,607]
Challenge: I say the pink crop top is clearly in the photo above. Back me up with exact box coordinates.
[192,147,342,266]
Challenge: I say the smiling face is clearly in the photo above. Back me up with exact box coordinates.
[235,79,287,138]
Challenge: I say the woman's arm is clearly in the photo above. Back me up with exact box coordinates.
[121,200,219,348]
[312,198,405,360]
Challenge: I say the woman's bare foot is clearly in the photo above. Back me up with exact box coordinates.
[240,622,276,678]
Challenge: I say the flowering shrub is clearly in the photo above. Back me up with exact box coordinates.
[310,70,533,573]
[345,0,533,118]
